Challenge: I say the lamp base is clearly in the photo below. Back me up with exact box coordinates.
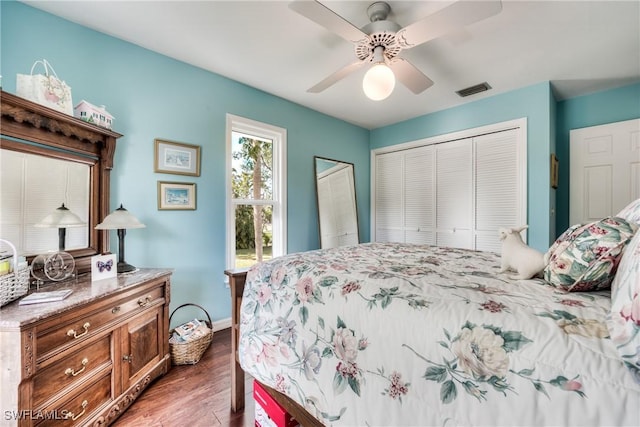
[117,261,137,273]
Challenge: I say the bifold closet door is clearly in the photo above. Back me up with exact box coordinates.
[404,145,436,245]
[373,124,525,250]
[375,151,404,242]
[435,138,473,249]
[474,129,521,252]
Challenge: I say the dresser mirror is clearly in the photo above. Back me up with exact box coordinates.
[0,91,121,273]
[1,147,91,255]
[314,156,359,249]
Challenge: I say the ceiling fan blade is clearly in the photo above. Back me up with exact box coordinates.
[308,61,365,93]
[289,0,368,44]
[397,0,502,48]
[388,58,434,94]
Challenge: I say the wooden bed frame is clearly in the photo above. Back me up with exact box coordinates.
[225,268,324,427]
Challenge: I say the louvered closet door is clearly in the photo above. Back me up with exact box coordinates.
[475,129,521,252]
[375,151,404,242]
[435,139,473,249]
[373,120,526,249]
[404,146,436,244]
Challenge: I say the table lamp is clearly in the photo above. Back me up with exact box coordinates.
[34,203,86,251]
[95,204,146,273]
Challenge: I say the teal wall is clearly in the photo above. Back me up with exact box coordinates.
[0,2,371,325]
[370,82,555,252]
[556,83,640,233]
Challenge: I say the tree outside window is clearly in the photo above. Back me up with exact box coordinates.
[227,114,286,271]
[232,134,273,266]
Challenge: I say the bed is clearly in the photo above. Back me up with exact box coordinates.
[227,208,640,426]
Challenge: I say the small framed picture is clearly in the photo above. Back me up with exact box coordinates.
[154,139,201,176]
[158,181,197,210]
[91,253,117,281]
[550,154,559,189]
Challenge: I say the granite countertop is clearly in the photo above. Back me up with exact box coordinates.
[0,268,172,329]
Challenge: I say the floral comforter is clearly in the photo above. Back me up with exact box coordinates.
[238,243,640,426]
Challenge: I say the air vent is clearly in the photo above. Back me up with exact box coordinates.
[456,82,492,97]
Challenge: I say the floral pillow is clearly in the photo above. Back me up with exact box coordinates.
[543,223,583,265]
[543,217,637,291]
[616,198,640,226]
[607,228,640,384]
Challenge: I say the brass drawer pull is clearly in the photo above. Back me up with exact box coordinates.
[67,322,90,339]
[64,357,89,377]
[65,399,88,421]
[137,296,152,307]
[112,306,121,314]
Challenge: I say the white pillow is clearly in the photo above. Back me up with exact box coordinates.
[616,198,640,226]
[607,228,640,384]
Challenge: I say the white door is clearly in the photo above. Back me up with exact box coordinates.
[375,151,404,242]
[317,165,358,248]
[474,129,523,252]
[570,118,640,225]
[372,118,527,249]
[435,138,473,249]
[404,145,436,245]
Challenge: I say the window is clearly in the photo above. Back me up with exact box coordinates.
[226,114,287,270]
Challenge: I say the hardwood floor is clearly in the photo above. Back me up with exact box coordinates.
[112,327,255,427]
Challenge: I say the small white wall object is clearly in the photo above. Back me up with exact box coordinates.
[73,100,114,129]
[498,225,546,280]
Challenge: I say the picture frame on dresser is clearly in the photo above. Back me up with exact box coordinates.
[91,253,117,281]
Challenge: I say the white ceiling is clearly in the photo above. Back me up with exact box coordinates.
[23,0,640,129]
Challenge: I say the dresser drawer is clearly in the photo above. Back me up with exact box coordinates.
[36,372,111,427]
[32,335,111,408]
[37,286,165,359]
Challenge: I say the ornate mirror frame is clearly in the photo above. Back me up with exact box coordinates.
[1,91,122,273]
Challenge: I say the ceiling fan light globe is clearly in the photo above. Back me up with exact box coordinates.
[363,63,395,101]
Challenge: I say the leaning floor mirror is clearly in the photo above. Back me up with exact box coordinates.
[314,156,359,249]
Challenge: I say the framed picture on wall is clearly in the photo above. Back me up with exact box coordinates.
[154,139,201,176]
[550,154,559,189]
[158,181,197,210]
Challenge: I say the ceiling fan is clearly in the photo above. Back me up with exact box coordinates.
[289,0,502,100]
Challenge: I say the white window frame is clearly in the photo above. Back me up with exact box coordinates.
[225,114,287,271]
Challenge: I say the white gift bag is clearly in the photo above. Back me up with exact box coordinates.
[16,59,73,115]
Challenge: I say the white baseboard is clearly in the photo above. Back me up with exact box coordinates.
[211,317,232,332]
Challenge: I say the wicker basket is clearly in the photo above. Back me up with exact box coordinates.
[0,239,30,307]
[169,303,213,365]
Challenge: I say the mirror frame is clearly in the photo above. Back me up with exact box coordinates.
[313,156,359,249]
[1,90,122,273]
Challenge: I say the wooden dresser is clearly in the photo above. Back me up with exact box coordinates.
[0,269,172,426]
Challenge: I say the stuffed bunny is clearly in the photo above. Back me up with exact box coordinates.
[498,225,546,280]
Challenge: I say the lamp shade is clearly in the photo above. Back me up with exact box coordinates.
[35,203,86,228]
[362,63,395,101]
[95,204,145,230]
